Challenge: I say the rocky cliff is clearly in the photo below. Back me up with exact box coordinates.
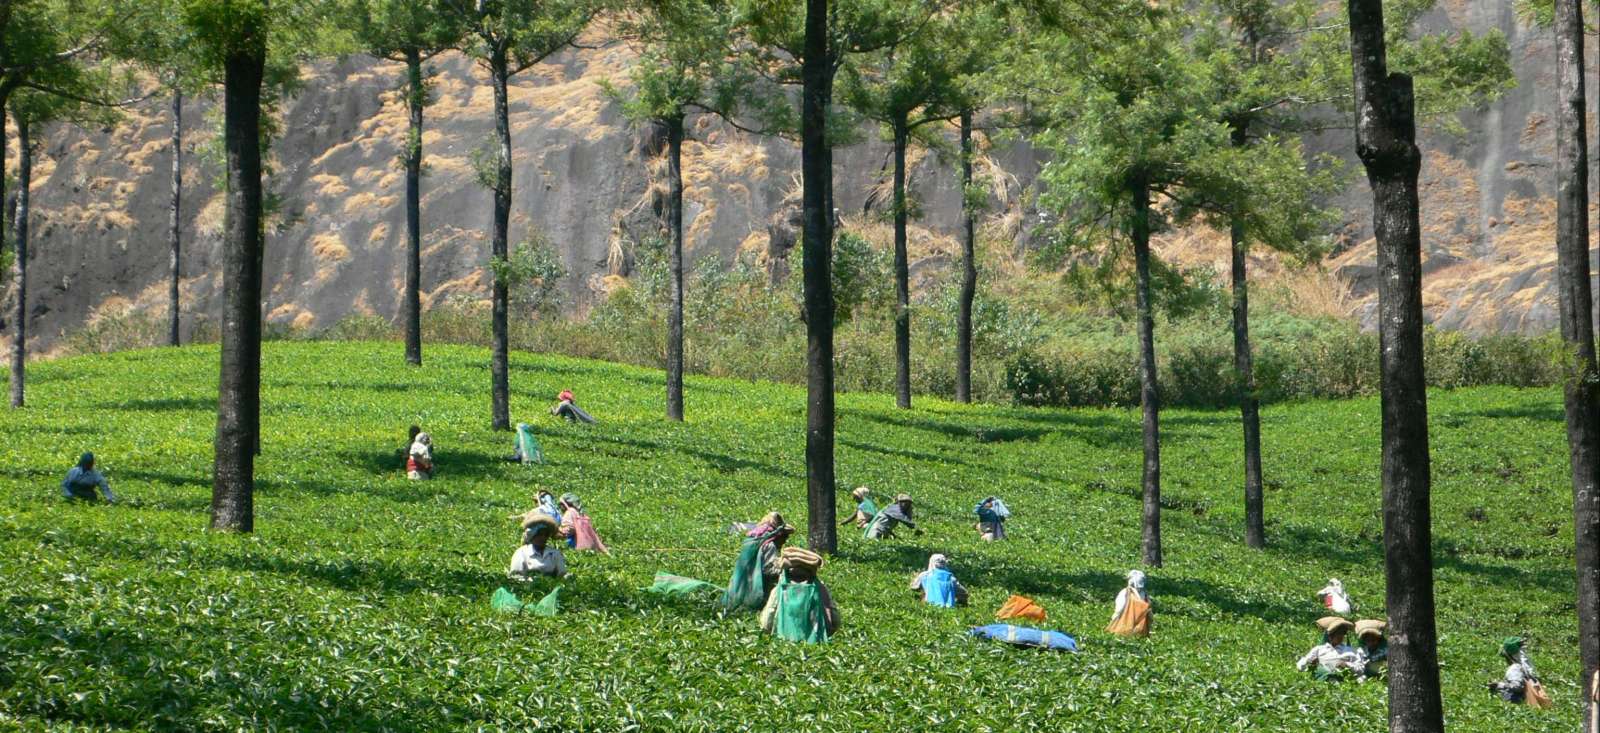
[1,4,1594,353]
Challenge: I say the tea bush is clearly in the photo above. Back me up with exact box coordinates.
[0,342,1583,731]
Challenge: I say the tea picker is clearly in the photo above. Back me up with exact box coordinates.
[759,547,838,643]
[909,553,969,608]
[60,452,117,503]
[550,389,597,424]
[1106,570,1151,638]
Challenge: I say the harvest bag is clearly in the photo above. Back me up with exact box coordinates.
[773,574,829,644]
[1106,593,1151,638]
[925,568,959,608]
[721,536,767,611]
[571,514,609,554]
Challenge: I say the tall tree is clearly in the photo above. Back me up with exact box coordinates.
[610,0,746,422]
[739,0,938,553]
[445,0,591,431]
[799,0,836,553]
[1012,1,1324,567]
[8,107,32,410]
[177,0,330,531]
[839,3,989,410]
[349,0,465,366]
[954,108,975,403]
[184,0,271,532]
[1552,0,1600,722]
[0,0,129,407]
[168,88,183,346]
[1346,0,1442,730]
[1194,0,1509,549]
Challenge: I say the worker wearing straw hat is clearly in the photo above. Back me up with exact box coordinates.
[1352,620,1387,681]
[865,494,921,539]
[507,514,567,580]
[760,546,839,642]
[1296,616,1359,681]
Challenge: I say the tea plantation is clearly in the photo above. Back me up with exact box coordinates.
[0,342,1583,731]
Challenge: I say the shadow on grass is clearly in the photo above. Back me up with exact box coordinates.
[1457,405,1564,423]
[3,609,424,729]
[333,448,518,484]
[93,396,213,412]
[586,432,801,481]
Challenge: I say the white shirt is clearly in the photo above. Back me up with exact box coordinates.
[507,544,566,579]
[1297,642,1358,674]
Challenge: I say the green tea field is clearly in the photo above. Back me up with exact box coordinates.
[0,342,1584,731]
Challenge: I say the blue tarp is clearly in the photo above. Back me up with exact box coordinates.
[970,624,1078,652]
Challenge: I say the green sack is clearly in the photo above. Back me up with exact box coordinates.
[773,573,829,644]
[529,586,560,617]
[515,423,544,465]
[491,586,525,613]
[721,537,767,611]
[645,571,720,597]
[491,585,560,616]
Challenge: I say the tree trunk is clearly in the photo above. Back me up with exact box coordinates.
[1347,2,1442,731]
[1556,0,1600,723]
[666,115,685,422]
[802,0,837,554]
[892,118,911,410]
[211,43,267,533]
[168,90,182,347]
[9,115,29,409]
[404,49,424,366]
[956,110,976,404]
[1132,176,1161,568]
[1229,121,1266,550]
[489,51,512,431]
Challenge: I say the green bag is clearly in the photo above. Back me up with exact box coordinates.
[515,423,544,465]
[490,585,561,616]
[721,537,767,611]
[773,573,829,644]
[645,572,720,598]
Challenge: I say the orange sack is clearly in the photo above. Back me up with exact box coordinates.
[995,594,1047,623]
[1106,593,1151,638]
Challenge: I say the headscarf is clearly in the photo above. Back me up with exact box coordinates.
[927,553,949,572]
[748,511,785,537]
[537,492,560,519]
[411,433,432,452]
[851,486,870,501]
[558,389,575,403]
[78,452,95,469]
[1501,636,1524,660]
[559,492,582,513]
[1126,569,1146,591]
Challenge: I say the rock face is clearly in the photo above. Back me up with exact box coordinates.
[0,5,1594,352]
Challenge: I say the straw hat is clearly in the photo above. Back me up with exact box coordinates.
[894,493,912,504]
[1315,616,1354,635]
[780,546,823,571]
[851,486,870,501]
[522,513,559,536]
[1354,619,1386,641]
[559,492,582,511]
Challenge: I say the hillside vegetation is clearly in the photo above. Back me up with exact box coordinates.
[0,343,1584,731]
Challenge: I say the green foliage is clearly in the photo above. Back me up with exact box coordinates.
[607,0,749,128]
[493,231,569,317]
[830,231,891,325]
[0,342,1586,730]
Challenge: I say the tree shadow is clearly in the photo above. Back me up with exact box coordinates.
[1456,405,1564,423]
[333,447,518,483]
[586,433,801,480]
[92,396,213,412]
[4,608,424,730]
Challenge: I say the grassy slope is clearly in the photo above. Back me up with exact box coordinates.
[0,342,1581,732]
